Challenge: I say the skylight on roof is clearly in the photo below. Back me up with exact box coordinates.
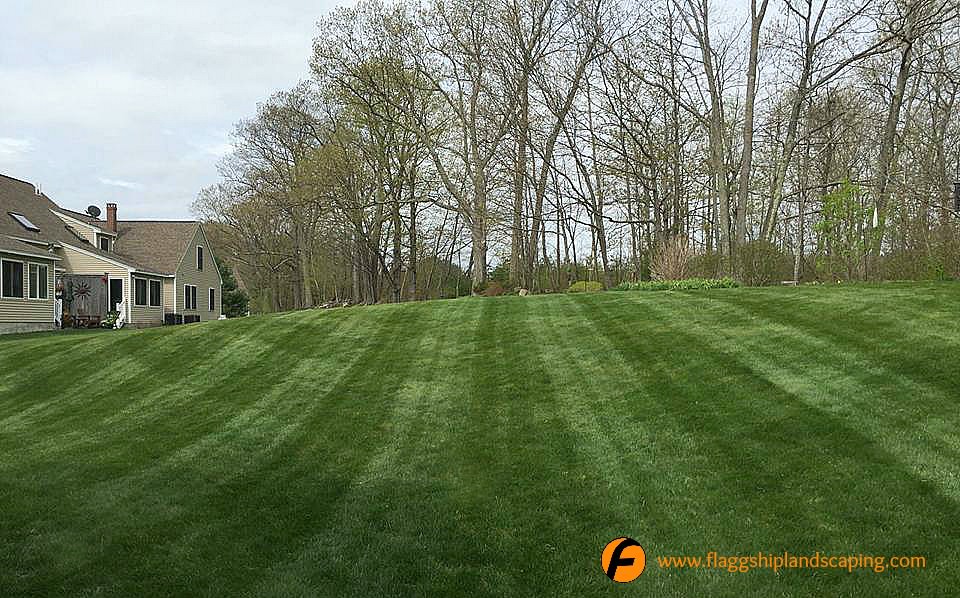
[9,212,40,232]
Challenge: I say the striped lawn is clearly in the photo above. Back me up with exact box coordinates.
[1,282,958,596]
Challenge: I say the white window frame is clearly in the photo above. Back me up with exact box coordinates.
[1,258,25,299]
[184,284,197,310]
[197,246,204,271]
[134,277,148,306]
[149,279,162,307]
[99,235,110,252]
[28,262,49,300]
[208,287,215,311]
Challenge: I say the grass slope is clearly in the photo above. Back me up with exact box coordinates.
[1,283,959,596]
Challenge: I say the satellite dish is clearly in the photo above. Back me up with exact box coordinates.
[86,205,101,218]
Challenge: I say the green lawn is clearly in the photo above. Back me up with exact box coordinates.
[2,283,958,596]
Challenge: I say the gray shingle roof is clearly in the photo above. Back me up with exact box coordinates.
[114,221,199,275]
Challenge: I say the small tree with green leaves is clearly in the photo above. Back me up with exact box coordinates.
[814,181,875,280]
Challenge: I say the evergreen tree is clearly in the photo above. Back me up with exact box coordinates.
[216,257,249,318]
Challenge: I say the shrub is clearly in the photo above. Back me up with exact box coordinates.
[880,236,960,281]
[481,281,505,297]
[100,311,119,329]
[651,238,692,280]
[567,280,604,293]
[736,240,793,286]
[688,251,726,279]
[613,277,740,292]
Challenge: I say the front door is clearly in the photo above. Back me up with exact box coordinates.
[109,279,123,313]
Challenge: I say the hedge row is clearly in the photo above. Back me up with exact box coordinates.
[613,277,740,292]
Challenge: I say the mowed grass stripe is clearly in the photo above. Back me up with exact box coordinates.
[523,294,697,597]
[434,296,599,597]
[249,298,482,597]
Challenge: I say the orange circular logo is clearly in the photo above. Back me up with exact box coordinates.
[601,537,646,582]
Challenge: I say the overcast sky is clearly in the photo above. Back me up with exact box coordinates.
[0,0,347,219]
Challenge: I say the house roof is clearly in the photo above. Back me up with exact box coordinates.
[0,174,62,245]
[0,234,61,261]
[113,220,200,275]
[56,206,103,226]
[0,172,194,274]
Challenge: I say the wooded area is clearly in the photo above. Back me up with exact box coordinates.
[194,0,960,312]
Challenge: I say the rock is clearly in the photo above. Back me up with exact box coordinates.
[518,288,529,297]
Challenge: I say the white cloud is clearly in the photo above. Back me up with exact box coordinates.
[98,177,142,189]
[205,142,234,158]
[0,137,31,163]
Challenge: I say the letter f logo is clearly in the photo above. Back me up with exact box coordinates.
[601,537,646,582]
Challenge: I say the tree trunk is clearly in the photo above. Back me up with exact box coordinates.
[735,0,769,250]
[871,37,914,265]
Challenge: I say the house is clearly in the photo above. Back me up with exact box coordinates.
[0,173,222,334]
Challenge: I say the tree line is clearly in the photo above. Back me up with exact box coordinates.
[194,0,960,312]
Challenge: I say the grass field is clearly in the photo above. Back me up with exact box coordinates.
[2,283,958,596]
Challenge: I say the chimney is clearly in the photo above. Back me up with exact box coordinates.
[106,203,117,233]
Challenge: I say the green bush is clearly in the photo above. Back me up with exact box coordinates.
[736,240,793,286]
[880,236,960,281]
[688,251,726,279]
[100,311,120,329]
[567,280,604,293]
[613,277,740,292]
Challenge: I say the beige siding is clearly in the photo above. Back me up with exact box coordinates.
[129,274,166,325]
[57,244,130,320]
[77,229,96,244]
[0,252,56,323]
[175,226,222,321]
[163,279,175,313]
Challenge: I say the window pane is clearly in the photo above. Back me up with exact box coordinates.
[2,261,23,298]
[38,265,48,299]
[209,288,215,311]
[29,264,38,299]
[135,279,147,305]
[197,247,203,271]
[9,212,39,232]
[150,280,161,306]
